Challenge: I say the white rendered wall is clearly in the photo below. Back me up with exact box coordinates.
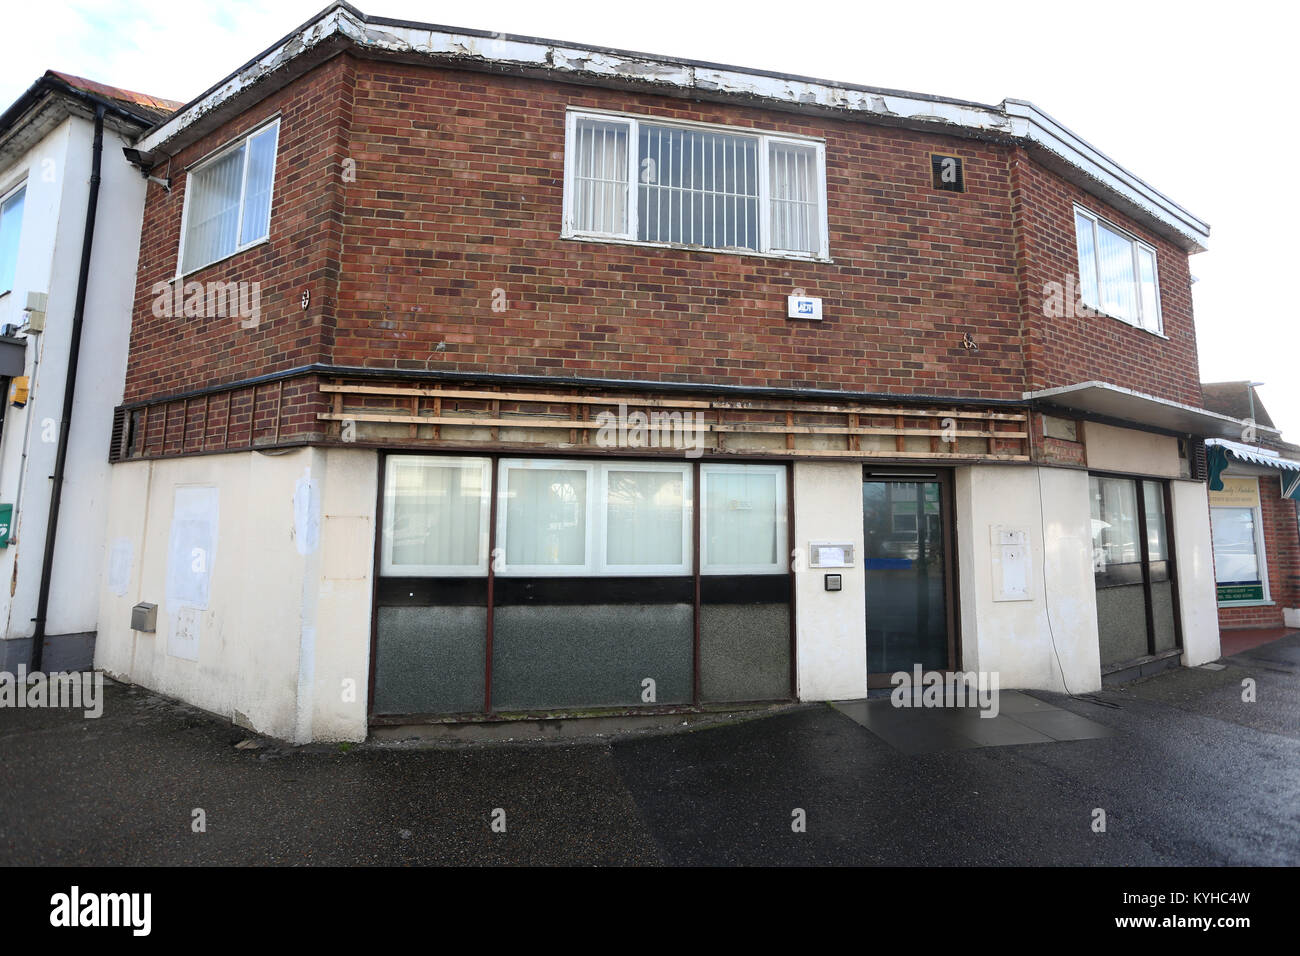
[94,447,377,742]
[955,465,1102,694]
[1170,478,1221,666]
[0,114,146,652]
[792,461,867,700]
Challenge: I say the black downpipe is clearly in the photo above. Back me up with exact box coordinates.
[30,104,104,671]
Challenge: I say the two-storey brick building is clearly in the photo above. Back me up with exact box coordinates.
[93,2,1245,742]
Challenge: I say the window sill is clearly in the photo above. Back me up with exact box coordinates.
[562,233,833,265]
[1083,305,1167,339]
[174,236,270,282]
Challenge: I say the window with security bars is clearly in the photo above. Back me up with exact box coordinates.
[565,111,827,259]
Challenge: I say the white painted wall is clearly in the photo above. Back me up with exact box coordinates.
[1170,479,1222,665]
[1085,422,1183,478]
[94,447,377,742]
[792,461,867,700]
[0,114,146,654]
[955,465,1102,694]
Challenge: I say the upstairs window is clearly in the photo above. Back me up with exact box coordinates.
[1074,205,1162,334]
[564,110,828,260]
[179,119,280,275]
[0,183,25,295]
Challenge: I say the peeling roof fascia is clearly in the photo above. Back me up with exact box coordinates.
[134,2,1209,251]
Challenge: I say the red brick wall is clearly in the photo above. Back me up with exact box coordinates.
[124,55,356,403]
[1013,155,1202,406]
[125,54,1204,410]
[1215,476,1300,629]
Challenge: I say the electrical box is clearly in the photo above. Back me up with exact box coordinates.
[130,602,158,632]
[22,291,47,333]
[991,525,1032,602]
[9,376,29,406]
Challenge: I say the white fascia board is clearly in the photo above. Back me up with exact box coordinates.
[1003,100,1210,251]
[1026,381,1263,440]
[136,2,1207,251]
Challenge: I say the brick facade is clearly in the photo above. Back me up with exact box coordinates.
[124,53,1205,415]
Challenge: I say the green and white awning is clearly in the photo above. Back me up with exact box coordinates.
[1206,438,1300,500]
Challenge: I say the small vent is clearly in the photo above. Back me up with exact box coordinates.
[930,154,965,192]
[108,406,130,463]
[1189,438,1208,481]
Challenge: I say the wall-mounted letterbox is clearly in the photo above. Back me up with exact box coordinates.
[130,602,158,632]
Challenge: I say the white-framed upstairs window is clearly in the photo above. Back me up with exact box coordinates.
[382,456,492,577]
[1073,205,1162,334]
[563,109,829,261]
[0,182,26,295]
[178,118,280,276]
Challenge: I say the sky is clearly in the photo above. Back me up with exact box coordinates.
[4,0,1297,434]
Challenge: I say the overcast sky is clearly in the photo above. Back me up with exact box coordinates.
[5,0,1296,435]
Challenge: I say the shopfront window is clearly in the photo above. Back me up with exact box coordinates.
[1209,477,1268,604]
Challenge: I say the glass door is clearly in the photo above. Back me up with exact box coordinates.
[862,471,956,686]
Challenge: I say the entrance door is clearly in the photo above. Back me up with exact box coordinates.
[862,471,956,687]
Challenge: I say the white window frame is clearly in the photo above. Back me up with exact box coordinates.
[497,458,598,577]
[176,117,281,278]
[598,461,693,576]
[562,108,830,262]
[0,179,27,296]
[381,455,492,577]
[700,462,789,575]
[1073,204,1163,335]
[1211,477,1272,606]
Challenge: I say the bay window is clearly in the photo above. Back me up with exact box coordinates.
[180,119,280,275]
[564,110,828,259]
[1074,205,1162,334]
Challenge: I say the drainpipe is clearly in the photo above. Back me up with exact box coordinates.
[29,103,104,671]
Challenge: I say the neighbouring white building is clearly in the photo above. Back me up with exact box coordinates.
[0,72,179,670]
